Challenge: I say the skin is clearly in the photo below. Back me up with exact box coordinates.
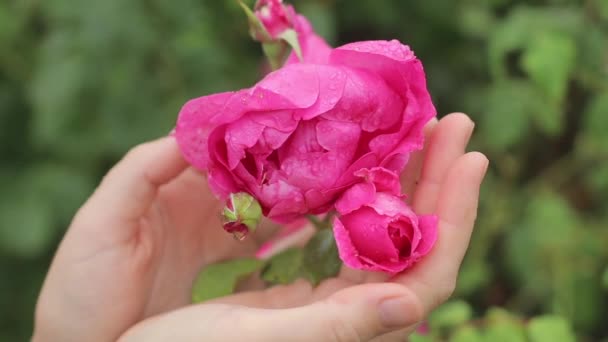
[33,113,488,342]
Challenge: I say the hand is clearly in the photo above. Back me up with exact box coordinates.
[34,113,487,342]
[33,136,264,341]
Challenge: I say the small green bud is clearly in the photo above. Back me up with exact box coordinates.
[222,192,263,240]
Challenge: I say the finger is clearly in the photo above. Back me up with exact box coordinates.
[412,113,474,214]
[120,283,424,342]
[81,137,188,230]
[401,117,438,200]
[396,152,488,312]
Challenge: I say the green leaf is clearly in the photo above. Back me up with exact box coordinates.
[579,93,608,156]
[261,248,303,285]
[191,258,264,303]
[527,316,576,342]
[489,7,582,79]
[602,267,608,290]
[301,229,341,286]
[409,333,433,342]
[450,325,483,342]
[0,190,54,258]
[429,300,473,330]
[521,32,576,106]
[481,308,526,342]
[481,80,542,150]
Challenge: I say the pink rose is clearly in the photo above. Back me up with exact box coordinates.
[254,0,297,39]
[333,168,438,273]
[175,39,435,222]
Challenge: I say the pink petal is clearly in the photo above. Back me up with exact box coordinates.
[321,68,403,132]
[175,91,242,170]
[330,40,416,95]
[225,117,266,169]
[367,192,412,218]
[296,65,347,120]
[339,207,400,263]
[335,182,376,215]
[255,64,320,109]
[355,167,402,196]
[413,214,438,256]
[333,217,366,270]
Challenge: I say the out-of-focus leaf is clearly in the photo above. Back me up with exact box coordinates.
[483,308,526,342]
[602,267,608,290]
[459,5,494,38]
[429,300,473,330]
[450,325,483,342]
[527,316,576,342]
[0,191,54,258]
[261,248,303,285]
[191,258,263,303]
[596,0,608,21]
[456,259,491,296]
[409,333,433,342]
[489,6,582,79]
[481,80,543,150]
[301,229,341,286]
[298,2,337,44]
[579,93,608,156]
[522,32,576,106]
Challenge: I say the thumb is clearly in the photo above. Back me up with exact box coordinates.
[119,283,424,342]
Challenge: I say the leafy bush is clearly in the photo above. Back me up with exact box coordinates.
[0,0,606,340]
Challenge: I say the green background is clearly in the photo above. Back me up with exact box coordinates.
[1,0,607,340]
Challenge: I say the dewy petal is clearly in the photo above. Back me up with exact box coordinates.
[175,91,243,171]
[329,40,436,165]
[255,64,321,109]
[367,192,413,218]
[321,68,403,132]
[339,207,400,263]
[413,214,438,256]
[354,167,402,196]
[335,182,376,215]
[330,40,416,95]
[295,65,347,121]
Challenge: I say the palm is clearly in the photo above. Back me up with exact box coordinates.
[136,169,261,315]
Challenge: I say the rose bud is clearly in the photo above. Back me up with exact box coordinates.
[222,192,263,240]
[238,0,303,69]
[333,168,438,273]
[254,0,297,40]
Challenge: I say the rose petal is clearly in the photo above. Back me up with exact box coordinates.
[367,192,412,218]
[175,91,242,170]
[413,214,438,256]
[339,207,400,262]
[321,68,403,132]
[335,182,376,215]
[333,216,367,270]
[355,167,402,196]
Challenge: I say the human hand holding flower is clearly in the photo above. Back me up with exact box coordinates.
[33,113,487,342]
[34,1,488,340]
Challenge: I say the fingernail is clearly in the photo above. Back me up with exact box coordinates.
[378,297,413,328]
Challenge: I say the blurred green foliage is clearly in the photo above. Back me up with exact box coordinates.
[0,0,607,340]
